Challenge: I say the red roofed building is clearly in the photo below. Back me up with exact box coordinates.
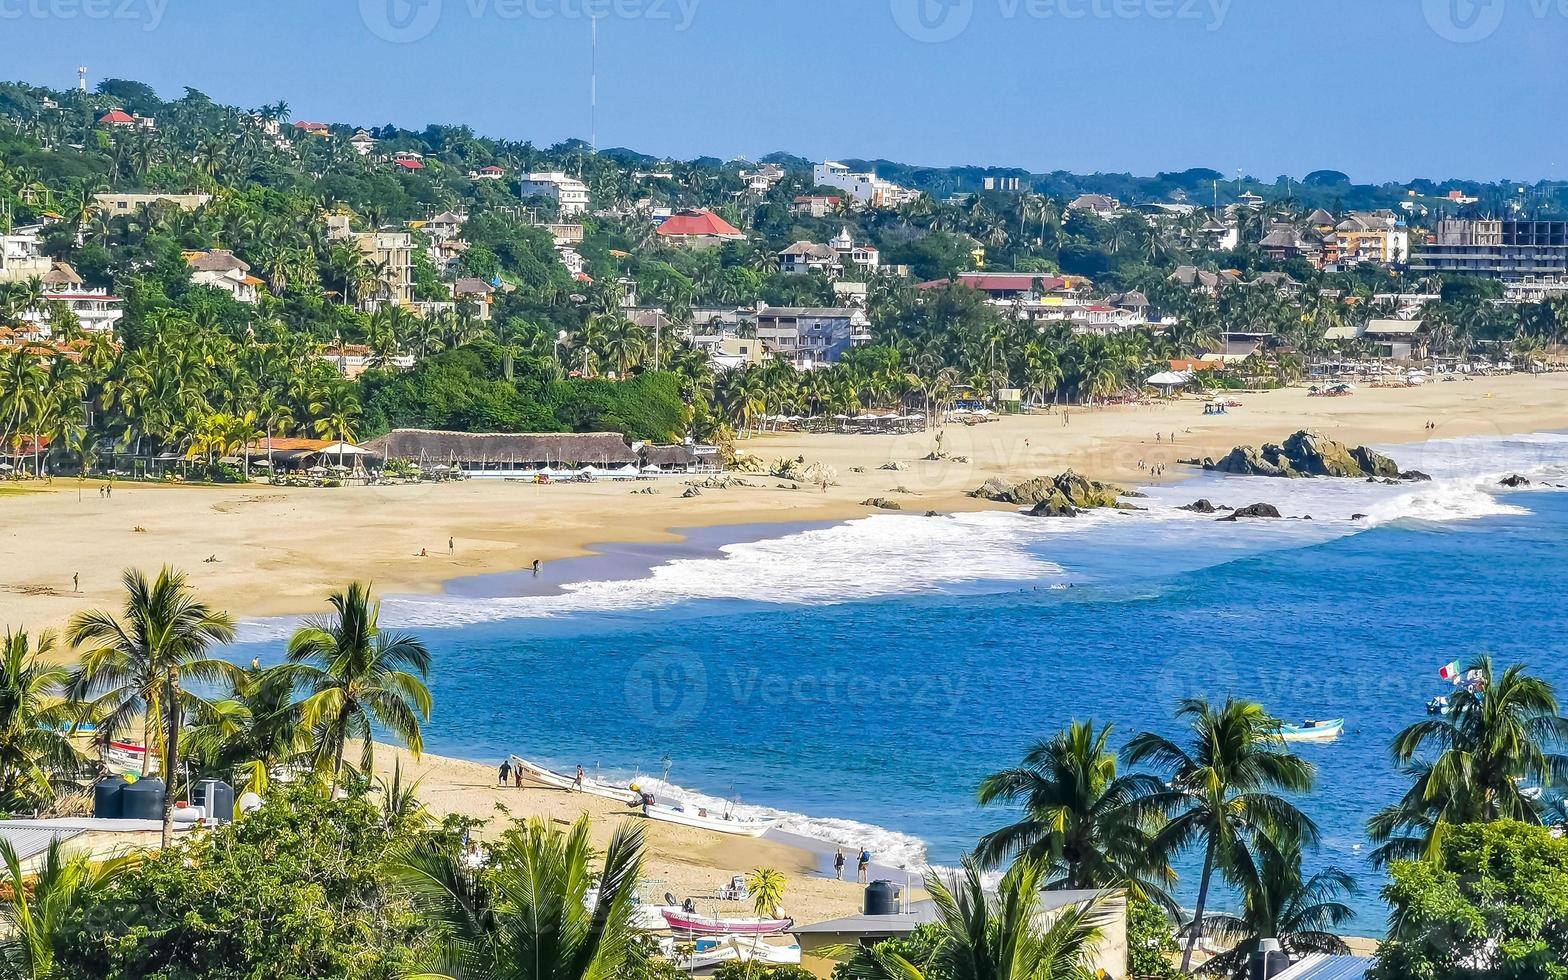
[97,109,136,128]
[655,209,745,247]
[294,121,330,134]
[393,159,426,171]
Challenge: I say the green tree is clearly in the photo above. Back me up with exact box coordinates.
[282,582,431,787]
[391,815,646,980]
[0,630,85,813]
[1369,656,1568,866]
[66,567,237,847]
[1124,698,1318,972]
[975,721,1171,907]
[1373,821,1568,980]
[0,838,138,980]
[747,867,787,918]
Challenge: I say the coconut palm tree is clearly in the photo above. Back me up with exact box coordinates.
[0,630,87,813]
[1197,830,1354,977]
[376,759,431,832]
[747,867,787,918]
[183,659,310,795]
[1368,656,1568,866]
[976,721,1172,908]
[391,816,646,980]
[0,838,139,980]
[66,568,236,847]
[282,583,431,788]
[870,855,1107,980]
[1124,698,1318,972]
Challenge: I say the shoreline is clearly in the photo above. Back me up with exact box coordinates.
[5,373,1567,637]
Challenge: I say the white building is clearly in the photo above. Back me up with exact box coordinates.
[349,129,377,156]
[185,250,263,304]
[813,161,920,209]
[18,263,123,336]
[0,231,52,283]
[518,172,591,216]
[830,227,880,274]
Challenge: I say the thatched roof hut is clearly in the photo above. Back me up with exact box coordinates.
[363,429,637,468]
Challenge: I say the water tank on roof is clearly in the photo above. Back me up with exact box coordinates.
[864,880,901,916]
[193,779,235,823]
[92,775,128,819]
[120,775,165,820]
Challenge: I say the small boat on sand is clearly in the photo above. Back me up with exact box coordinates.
[1279,718,1344,742]
[661,911,795,936]
[638,800,777,837]
[660,936,801,968]
[509,755,640,805]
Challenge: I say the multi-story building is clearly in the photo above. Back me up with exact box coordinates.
[778,241,839,276]
[327,215,415,310]
[754,306,872,369]
[812,161,920,209]
[18,263,123,336]
[0,230,51,283]
[830,227,880,274]
[1334,211,1409,266]
[95,193,212,214]
[517,172,591,216]
[1410,219,1568,279]
[185,250,263,304]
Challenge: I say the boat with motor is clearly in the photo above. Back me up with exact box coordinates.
[637,799,777,837]
[660,935,802,968]
[1279,718,1344,742]
[661,911,795,936]
[509,755,640,805]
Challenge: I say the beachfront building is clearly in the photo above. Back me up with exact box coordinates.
[792,889,1128,979]
[754,306,872,369]
[185,250,263,304]
[364,429,642,478]
[517,172,591,216]
[1410,219,1568,280]
[812,161,920,209]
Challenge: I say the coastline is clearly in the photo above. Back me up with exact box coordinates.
[4,373,1567,638]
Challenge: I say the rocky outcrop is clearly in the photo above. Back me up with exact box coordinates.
[1500,474,1532,488]
[971,471,1130,511]
[1203,430,1418,480]
[862,497,903,511]
[1179,499,1225,514]
[1401,470,1432,482]
[1217,503,1283,521]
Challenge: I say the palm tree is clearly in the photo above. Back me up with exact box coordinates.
[183,659,309,795]
[282,583,431,788]
[66,568,236,847]
[1368,656,1568,866]
[1124,698,1318,972]
[975,721,1171,907]
[376,759,430,831]
[0,630,86,813]
[1198,830,1354,977]
[0,838,139,980]
[747,867,787,918]
[870,855,1107,980]
[392,816,646,980]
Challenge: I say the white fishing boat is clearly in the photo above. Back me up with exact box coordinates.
[660,935,801,969]
[509,755,640,805]
[661,910,795,935]
[1279,718,1344,742]
[639,801,777,837]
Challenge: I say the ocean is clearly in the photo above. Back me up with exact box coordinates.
[233,430,1568,929]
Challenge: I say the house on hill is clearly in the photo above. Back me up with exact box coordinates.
[185,250,263,304]
[655,209,746,247]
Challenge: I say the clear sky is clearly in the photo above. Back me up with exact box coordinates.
[5,0,1566,183]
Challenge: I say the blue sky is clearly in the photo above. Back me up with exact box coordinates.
[5,0,1566,183]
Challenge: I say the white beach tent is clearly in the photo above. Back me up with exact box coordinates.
[1145,370,1193,395]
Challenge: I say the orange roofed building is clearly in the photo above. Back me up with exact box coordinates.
[655,209,745,247]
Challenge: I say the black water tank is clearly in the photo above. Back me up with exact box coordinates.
[864,880,901,916]
[193,779,235,822]
[120,776,166,820]
[92,775,127,818]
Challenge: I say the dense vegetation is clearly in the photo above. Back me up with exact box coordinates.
[5,77,1568,478]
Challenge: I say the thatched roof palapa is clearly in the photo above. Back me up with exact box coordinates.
[365,429,638,466]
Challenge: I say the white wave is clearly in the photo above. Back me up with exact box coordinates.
[1362,478,1531,526]
[629,775,930,871]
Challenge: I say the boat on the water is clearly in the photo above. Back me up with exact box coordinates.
[639,801,777,837]
[660,936,801,968]
[1279,718,1344,742]
[509,755,640,805]
[661,911,795,936]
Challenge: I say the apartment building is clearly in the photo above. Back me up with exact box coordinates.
[754,306,872,369]
[812,161,920,209]
[1410,219,1568,279]
[517,172,591,216]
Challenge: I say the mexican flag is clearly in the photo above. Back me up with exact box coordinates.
[1439,661,1462,682]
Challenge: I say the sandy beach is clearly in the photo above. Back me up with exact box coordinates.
[2,373,1565,638]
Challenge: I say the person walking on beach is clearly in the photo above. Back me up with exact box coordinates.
[834,848,846,880]
[532,559,542,575]
[857,847,871,884]
[513,764,523,787]
[449,536,455,554]
[498,758,512,786]
[573,765,585,791]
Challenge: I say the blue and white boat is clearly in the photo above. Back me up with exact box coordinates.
[1279,718,1345,742]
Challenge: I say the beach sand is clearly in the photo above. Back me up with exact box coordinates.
[7,373,1566,933]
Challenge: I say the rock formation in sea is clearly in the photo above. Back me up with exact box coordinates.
[970,471,1138,518]
[1202,430,1426,480]
[1217,503,1284,521]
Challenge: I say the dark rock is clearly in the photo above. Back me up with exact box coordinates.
[1204,430,1413,481]
[1217,503,1283,521]
[1028,491,1080,518]
[924,510,940,517]
[1179,499,1224,514]
[681,487,703,498]
[1351,513,1368,521]
[1351,445,1402,479]
[1399,470,1432,482]
[862,497,902,511]
[972,471,1126,511]
[1499,474,1532,488]
[1207,445,1291,478]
